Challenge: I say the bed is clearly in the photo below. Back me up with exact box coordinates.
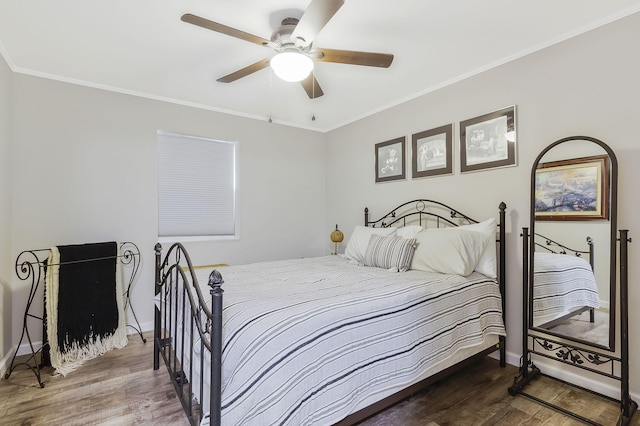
[154,199,507,426]
[532,233,599,328]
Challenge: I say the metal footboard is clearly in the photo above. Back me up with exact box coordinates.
[154,243,223,426]
[153,200,507,425]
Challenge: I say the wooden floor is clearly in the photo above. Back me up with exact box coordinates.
[1,332,638,425]
[0,332,189,426]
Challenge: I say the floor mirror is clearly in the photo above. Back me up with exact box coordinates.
[509,136,637,425]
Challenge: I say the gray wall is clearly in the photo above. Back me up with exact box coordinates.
[325,11,640,397]
[0,49,12,363]
[5,73,327,362]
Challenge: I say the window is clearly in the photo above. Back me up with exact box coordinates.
[157,131,237,239]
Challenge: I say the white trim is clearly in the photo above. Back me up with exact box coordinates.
[0,343,19,377]
[0,320,156,378]
[503,349,635,402]
[158,234,239,244]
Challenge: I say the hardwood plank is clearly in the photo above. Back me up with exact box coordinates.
[0,332,188,426]
[2,334,638,425]
[359,358,640,426]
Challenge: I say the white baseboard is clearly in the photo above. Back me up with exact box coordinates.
[0,320,156,378]
[504,349,637,404]
[0,345,18,378]
[125,320,155,337]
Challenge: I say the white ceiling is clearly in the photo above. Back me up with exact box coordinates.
[1,1,639,132]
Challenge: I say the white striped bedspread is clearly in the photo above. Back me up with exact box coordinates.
[533,252,600,322]
[190,255,505,426]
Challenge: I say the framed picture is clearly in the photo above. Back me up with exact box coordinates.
[535,155,609,221]
[411,124,453,178]
[460,105,516,173]
[375,137,406,183]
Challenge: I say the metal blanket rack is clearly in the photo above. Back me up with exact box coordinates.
[4,241,142,388]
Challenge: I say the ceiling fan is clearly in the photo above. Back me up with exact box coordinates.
[181,0,394,99]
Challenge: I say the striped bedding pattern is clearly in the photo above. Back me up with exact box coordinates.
[363,234,417,271]
[533,252,600,321]
[182,255,505,425]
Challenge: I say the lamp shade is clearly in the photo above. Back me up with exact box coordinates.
[270,51,314,82]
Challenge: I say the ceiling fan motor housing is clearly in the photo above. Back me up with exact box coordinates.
[271,18,307,51]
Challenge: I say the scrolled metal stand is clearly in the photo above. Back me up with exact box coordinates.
[509,229,637,425]
[121,242,145,343]
[5,241,143,387]
[618,230,637,424]
[4,249,51,387]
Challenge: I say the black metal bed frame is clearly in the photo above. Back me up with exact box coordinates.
[153,200,507,426]
[535,233,594,265]
[5,241,142,388]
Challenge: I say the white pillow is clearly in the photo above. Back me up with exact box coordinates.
[396,225,424,239]
[410,228,489,276]
[344,225,397,263]
[364,235,418,272]
[444,218,497,278]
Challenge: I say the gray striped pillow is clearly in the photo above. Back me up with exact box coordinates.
[364,235,418,272]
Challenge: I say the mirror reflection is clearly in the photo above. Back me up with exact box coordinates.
[529,137,616,350]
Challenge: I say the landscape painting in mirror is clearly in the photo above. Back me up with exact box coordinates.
[535,154,609,221]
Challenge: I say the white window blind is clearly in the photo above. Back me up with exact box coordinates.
[158,131,236,238]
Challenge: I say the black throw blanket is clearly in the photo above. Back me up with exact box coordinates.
[57,242,119,351]
[45,241,127,375]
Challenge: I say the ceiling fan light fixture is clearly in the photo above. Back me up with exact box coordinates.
[270,51,314,82]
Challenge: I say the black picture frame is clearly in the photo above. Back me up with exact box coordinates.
[375,137,406,183]
[460,106,517,173]
[411,124,453,178]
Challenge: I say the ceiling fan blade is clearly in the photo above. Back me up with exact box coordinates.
[291,0,344,46]
[314,48,394,68]
[301,74,324,99]
[217,59,270,83]
[181,13,271,47]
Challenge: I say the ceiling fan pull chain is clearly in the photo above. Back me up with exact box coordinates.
[268,68,273,124]
[312,72,316,122]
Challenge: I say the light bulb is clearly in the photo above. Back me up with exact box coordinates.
[270,51,314,82]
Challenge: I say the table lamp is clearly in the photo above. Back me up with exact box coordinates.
[330,224,344,255]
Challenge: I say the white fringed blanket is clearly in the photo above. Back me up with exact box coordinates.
[45,242,128,376]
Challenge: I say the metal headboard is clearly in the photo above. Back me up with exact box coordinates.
[534,233,594,270]
[364,199,479,228]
